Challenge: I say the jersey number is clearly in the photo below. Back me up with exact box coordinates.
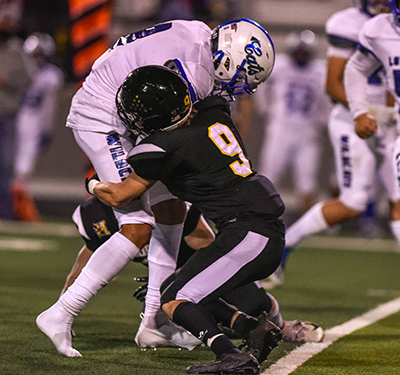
[110,22,172,50]
[208,123,252,177]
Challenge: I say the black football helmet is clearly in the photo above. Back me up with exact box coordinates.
[116,65,192,136]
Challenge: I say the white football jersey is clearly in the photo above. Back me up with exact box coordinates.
[17,63,63,132]
[255,53,329,130]
[66,20,214,134]
[358,14,400,110]
[325,7,387,106]
[14,63,63,178]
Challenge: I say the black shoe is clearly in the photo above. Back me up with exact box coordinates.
[241,311,282,364]
[186,352,260,374]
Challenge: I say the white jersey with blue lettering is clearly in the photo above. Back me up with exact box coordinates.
[14,62,63,179]
[66,20,214,134]
[325,7,398,212]
[326,7,387,106]
[358,14,400,112]
[255,53,331,197]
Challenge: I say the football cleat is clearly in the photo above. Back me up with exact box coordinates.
[241,312,282,364]
[186,352,260,374]
[135,321,202,351]
[282,320,324,343]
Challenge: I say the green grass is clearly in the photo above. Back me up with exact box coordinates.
[1,228,400,374]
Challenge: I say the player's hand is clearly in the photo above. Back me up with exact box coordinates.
[133,276,148,302]
[354,113,377,139]
[85,173,100,195]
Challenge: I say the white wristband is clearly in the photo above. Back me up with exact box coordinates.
[88,180,100,195]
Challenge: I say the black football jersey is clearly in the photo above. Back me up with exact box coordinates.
[128,96,285,230]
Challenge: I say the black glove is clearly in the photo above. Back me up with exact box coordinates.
[133,276,148,302]
[85,173,100,195]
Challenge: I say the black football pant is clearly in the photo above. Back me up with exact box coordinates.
[160,224,284,306]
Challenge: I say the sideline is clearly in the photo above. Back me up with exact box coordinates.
[262,297,400,375]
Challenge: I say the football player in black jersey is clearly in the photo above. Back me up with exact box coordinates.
[61,196,213,295]
[89,65,287,374]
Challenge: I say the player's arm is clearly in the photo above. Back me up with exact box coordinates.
[344,48,383,139]
[326,55,349,106]
[88,172,155,207]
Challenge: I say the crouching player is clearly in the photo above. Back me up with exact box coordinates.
[90,66,322,374]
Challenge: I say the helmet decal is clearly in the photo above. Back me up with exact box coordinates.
[245,38,265,76]
[212,18,275,99]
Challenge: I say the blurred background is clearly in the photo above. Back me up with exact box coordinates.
[2,0,359,226]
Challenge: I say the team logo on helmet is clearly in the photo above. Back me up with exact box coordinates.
[212,18,275,99]
[245,38,265,76]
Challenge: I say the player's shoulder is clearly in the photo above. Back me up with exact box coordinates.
[326,7,369,43]
[170,19,211,34]
[361,13,394,40]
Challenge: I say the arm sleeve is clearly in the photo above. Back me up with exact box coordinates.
[344,49,383,119]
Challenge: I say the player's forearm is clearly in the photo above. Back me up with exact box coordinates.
[92,172,154,208]
[93,181,135,207]
[344,50,382,120]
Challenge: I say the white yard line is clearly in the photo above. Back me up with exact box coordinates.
[0,237,59,251]
[0,220,78,237]
[262,297,400,375]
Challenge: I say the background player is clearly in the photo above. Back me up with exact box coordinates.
[267,0,400,288]
[344,1,400,183]
[255,29,331,215]
[12,32,63,222]
[0,3,32,220]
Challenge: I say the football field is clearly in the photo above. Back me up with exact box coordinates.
[1,221,400,374]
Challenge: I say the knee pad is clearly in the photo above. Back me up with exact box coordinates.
[339,192,368,213]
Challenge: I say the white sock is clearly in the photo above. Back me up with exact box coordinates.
[143,223,184,329]
[265,293,284,329]
[286,202,329,247]
[390,220,400,246]
[60,232,140,316]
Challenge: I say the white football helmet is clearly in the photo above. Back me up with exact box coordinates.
[285,30,318,67]
[353,0,390,16]
[24,32,56,60]
[388,0,400,24]
[212,18,275,98]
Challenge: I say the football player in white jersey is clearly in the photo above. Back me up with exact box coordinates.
[266,0,400,288]
[12,33,63,221]
[36,18,276,357]
[255,30,331,214]
[344,0,400,189]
